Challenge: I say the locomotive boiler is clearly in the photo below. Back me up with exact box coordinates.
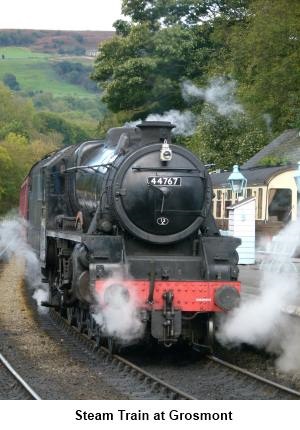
[20,121,241,351]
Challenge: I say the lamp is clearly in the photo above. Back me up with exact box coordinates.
[227,165,247,199]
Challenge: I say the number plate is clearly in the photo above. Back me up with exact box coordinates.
[147,176,181,186]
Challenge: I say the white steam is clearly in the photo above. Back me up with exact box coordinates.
[146,110,197,136]
[218,216,300,372]
[126,77,244,137]
[182,78,244,117]
[92,277,145,344]
[125,109,197,136]
[0,216,48,313]
[262,113,273,133]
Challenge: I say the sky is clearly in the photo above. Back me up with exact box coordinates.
[0,0,123,31]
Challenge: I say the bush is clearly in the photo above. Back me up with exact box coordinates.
[3,73,20,91]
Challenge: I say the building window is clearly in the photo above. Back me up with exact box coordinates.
[224,199,232,218]
[216,201,222,218]
[214,189,223,218]
[226,189,232,200]
[213,189,222,218]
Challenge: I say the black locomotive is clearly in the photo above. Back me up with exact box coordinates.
[20,121,241,351]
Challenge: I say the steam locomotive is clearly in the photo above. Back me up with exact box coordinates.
[20,121,241,351]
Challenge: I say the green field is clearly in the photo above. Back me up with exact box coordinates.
[0,46,97,98]
[0,46,49,59]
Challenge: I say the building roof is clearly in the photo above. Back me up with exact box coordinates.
[211,128,300,188]
[242,129,300,169]
[211,165,295,188]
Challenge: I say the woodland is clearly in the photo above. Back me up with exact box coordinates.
[1,0,299,213]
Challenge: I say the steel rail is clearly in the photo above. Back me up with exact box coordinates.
[0,352,42,400]
[110,350,197,400]
[50,309,196,400]
[208,355,300,398]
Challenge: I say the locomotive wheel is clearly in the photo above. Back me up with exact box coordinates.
[94,325,102,348]
[66,307,76,325]
[107,337,119,355]
[47,268,62,310]
[75,308,85,333]
[86,314,96,339]
[107,337,114,354]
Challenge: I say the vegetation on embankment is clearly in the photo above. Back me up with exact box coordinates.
[92,0,300,169]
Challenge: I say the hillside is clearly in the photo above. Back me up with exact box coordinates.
[0,30,116,128]
[0,29,114,56]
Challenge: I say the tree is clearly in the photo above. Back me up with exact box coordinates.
[36,112,90,145]
[215,0,300,131]
[3,73,20,91]
[92,22,213,117]
[185,104,269,169]
[92,1,252,121]
[0,133,58,214]
[0,83,35,140]
[122,1,250,27]
[0,146,12,201]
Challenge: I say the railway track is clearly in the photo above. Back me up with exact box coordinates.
[49,309,300,400]
[49,309,196,400]
[208,355,300,399]
[0,353,41,400]
[2,259,299,400]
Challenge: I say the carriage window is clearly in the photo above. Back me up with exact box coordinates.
[268,188,292,222]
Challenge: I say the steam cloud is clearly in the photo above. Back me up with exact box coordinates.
[182,78,244,117]
[0,216,144,342]
[126,77,244,136]
[217,214,300,372]
[262,113,273,133]
[125,109,197,136]
[0,216,48,313]
[146,110,197,136]
[92,277,145,344]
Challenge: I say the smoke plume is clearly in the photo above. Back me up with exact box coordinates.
[126,77,244,137]
[217,215,300,372]
[146,110,197,136]
[182,78,244,117]
[125,109,197,136]
[92,276,145,344]
[0,216,48,313]
[262,113,273,134]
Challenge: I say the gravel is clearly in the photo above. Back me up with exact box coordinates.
[0,259,127,400]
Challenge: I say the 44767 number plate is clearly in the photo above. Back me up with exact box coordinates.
[147,176,181,186]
